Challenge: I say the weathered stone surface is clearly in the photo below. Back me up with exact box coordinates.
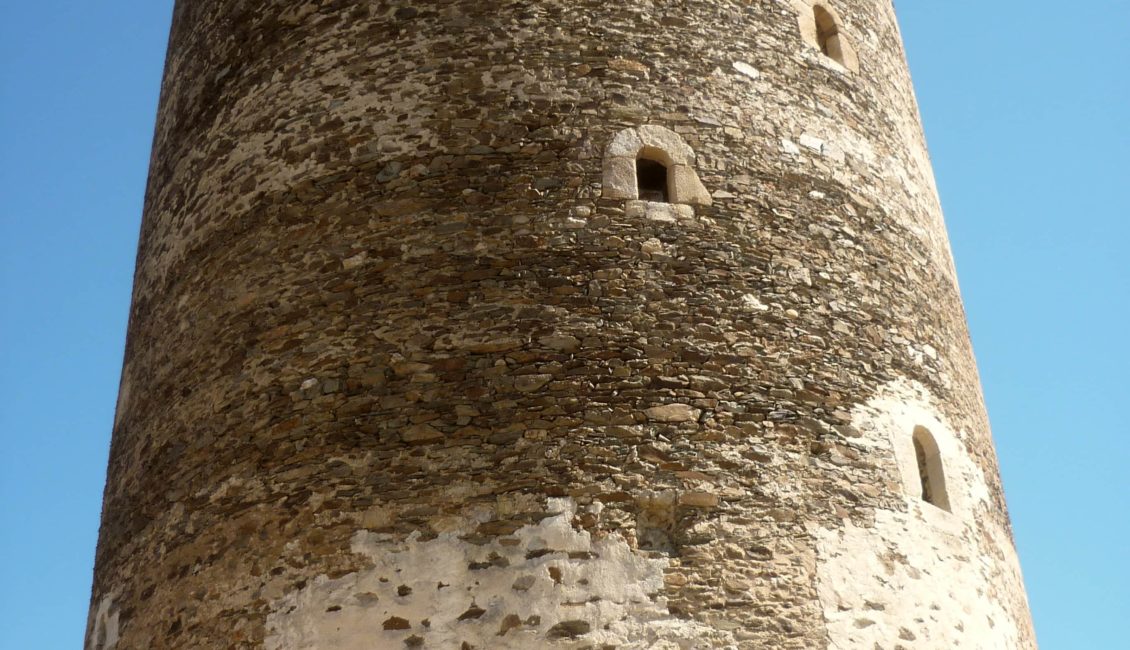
[402,424,444,445]
[733,61,761,80]
[645,404,701,423]
[513,374,552,393]
[601,156,638,200]
[537,334,580,352]
[87,2,1035,649]
[669,164,712,206]
[679,491,721,508]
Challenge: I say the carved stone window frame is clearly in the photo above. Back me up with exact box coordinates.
[791,1,859,73]
[602,125,712,207]
[890,420,960,519]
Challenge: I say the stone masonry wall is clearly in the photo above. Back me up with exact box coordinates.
[88,1,1036,648]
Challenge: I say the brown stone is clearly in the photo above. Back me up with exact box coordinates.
[402,424,444,445]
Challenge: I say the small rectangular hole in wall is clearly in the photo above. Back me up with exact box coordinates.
[636,158,668,202]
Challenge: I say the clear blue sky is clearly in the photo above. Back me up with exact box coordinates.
[1,1,1126,648]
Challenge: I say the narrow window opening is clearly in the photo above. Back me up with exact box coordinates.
[913,435,933,503]
[912,426,951,511]
[813,6,844,64]
[636,158,669,203]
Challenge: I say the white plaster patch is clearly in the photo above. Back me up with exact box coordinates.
[740,294,770,312]
[798,133,825,153]
[813,378,1031,649]
[86,594,120,650]
[814,511,1022,649]
[731,61,761,80]
[265,499,732,649]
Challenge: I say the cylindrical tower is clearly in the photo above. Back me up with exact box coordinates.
[89,1,1036,648]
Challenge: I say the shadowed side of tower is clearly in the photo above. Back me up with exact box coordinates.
[88,1,1036,648]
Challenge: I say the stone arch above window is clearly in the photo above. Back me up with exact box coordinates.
[912,426,951,512]
[602,125,712,206]
[792,1,859,72]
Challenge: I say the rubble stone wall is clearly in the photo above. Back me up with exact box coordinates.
[88,1,1036,648]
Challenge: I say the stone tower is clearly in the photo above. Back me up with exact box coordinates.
[88,1,1036,648]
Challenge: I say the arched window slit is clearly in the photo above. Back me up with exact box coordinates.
[911,426,951,512]
[913,435,933,502]
[813,5,845,64]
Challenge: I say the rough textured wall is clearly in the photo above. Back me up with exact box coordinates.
[88,0,1036,648]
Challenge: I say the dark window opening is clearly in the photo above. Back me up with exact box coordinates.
[912,426,950,511]
[913,435,933,503]
[636,158,669,203]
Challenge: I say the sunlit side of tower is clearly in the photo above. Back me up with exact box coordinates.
[88,1,1036,648]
